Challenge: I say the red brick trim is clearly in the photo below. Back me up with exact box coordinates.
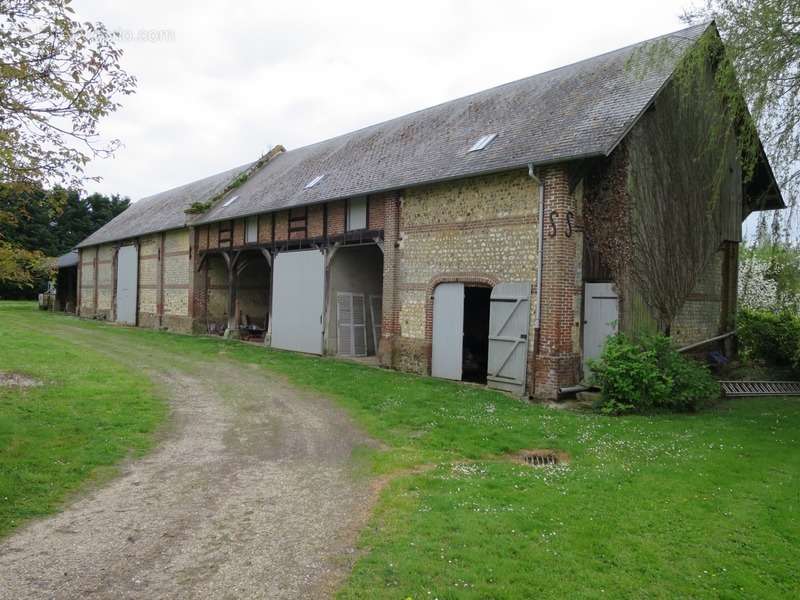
[411,274,499,376]
[422,273,498,343]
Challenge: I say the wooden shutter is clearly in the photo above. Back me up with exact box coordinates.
[337,292,367,356]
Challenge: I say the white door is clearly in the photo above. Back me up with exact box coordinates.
[583,282,619,379]
[431,282,464,380]
[115,245,138,325]
[487,282,531,396]
[337,292,367,356]
[271,249,325,354]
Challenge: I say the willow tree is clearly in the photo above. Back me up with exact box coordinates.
[685,0,799,216]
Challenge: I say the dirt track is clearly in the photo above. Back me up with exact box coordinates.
[0,324,377,599]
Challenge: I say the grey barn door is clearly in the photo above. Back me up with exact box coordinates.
[487,282,531,396]
[431,282,464,380]
[583,282,618,379]
[115,245,138,325]
[271,249,325,355]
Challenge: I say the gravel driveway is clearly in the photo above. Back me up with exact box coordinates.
[0,325,378,599]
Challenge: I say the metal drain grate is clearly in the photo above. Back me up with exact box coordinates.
[720,381,800,397]
[523,452,559,467]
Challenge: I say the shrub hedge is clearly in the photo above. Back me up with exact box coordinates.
[589,333,720,415]
[737,308,800,375]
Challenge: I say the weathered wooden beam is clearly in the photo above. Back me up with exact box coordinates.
[325,242,342,267]
[260,248,273,268]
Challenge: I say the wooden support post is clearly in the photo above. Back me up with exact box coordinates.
[76,249,82,316]
[223,251,243,337]
[157,232,166,327]
[264,249,275,345]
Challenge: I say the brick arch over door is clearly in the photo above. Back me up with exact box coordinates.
[423,274,498,373]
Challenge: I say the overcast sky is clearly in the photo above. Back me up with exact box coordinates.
[75,0,695,200]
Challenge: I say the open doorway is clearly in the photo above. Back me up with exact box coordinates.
[431,282,491,383]
[462,286,491,382]
[327,244,384,357]
[236,253,270,341]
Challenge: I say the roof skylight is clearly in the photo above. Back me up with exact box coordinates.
[305,174,325,189]
[223,195,239,207]
[468,133,498,152]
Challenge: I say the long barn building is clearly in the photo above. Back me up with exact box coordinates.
[75,23,783,398]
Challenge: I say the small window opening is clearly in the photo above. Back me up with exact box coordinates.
[468,133,498,152]
[305,175,325,189]
[347,197,367,231]
[223,195,239,207]
[245,216,258,244]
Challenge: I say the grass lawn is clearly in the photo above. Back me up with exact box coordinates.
[2,303,799,598]
[0,302,166,537]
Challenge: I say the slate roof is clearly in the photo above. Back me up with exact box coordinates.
[76,163,251,247]
[56,250,79,268]
[79,22,712,246]
[196,22,711,224]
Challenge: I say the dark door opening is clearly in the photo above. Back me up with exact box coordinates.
[462,286,491,383]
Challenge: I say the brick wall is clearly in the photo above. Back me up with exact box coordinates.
[380,169,539,382]
[93,229,190,331]
[258,213,274,243]
[531,166,583,398]
[162,229,192,328]
[308,204,325,238]
[95,244,114,316]
[78,246,97,315]
[274,211,289,241]
[137,234,159,325]
[327,200,346,236]
[672,248,723,345]
[368,196,385,230]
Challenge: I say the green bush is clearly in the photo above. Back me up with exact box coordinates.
[737,308,800,374]
[589,333,720,415]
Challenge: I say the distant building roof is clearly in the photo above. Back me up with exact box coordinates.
[56,250,79,268]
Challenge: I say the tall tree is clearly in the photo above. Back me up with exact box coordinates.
[0,0,136,187]
[0,0,134,286]
[0,185,129,295]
